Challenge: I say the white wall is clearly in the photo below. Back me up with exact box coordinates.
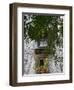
[0,0,74,90]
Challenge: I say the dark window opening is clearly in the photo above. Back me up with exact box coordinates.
[40,60,44,66]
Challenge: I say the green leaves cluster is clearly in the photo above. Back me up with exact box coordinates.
[24,15,63,54]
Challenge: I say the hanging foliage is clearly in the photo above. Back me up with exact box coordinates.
[24,14,63,55]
